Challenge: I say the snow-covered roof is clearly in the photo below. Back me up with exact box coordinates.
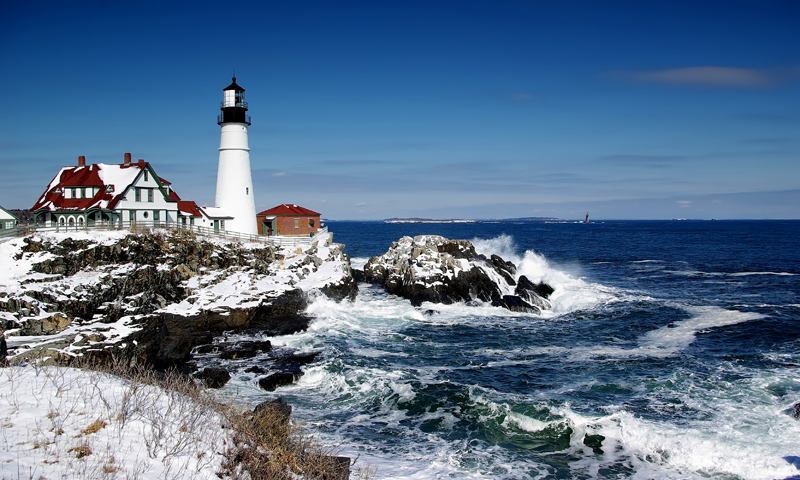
[200,207,233,219]
[31,161,178,212]
[258,204,320,216]
[0,206,16,221]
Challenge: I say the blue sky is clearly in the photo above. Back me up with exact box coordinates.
[1,0,798,219]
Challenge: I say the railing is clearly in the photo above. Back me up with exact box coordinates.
[0,227,19,238]
[13,222,329,249]
[220,101,248,109]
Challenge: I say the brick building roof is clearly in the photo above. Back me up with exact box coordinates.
[258,204,320,217]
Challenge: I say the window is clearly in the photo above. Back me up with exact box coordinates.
[148,189,154,202]
[309,218,315,228]
[59,217,65,226]
[71,188,76,198]
[135,188,142,202]
[246,187,249,195]
[144,170,148,182]
[143,211,149,219]
[153,210,159,221]
[294,218,299,228]
[129,210,135,221]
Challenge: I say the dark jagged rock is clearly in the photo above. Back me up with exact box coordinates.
[515,275,553,310]
[583,434,605,454]
[195,367,231,388]
[364,235,554,313]
[351,268,367,283]
[791,402,800,419]
[254,288,308,322]
[492,295,540,313]
[259,371,301,392]
[255,351,320,391]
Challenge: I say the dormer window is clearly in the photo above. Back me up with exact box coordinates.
[106,185,114,192]
[144,170,149,182]
[54,187,62,195]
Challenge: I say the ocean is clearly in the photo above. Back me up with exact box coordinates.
[217,220,800,479]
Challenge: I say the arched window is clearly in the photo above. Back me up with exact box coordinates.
[78,217,84,226]
[59,217,65,226]
[68,217,75,226]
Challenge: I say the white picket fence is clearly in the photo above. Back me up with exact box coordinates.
[16,222,328,249]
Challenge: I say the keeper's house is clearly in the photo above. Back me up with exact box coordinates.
[32,153,231,231]
[257,204,320,237]
[0,206,18,238]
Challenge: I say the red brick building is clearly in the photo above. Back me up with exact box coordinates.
[257,204,320,237]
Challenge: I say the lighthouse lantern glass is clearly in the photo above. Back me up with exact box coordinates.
[224,90,236,107]
[235,90,245,107]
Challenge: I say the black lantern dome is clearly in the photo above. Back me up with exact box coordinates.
[218,77,251,125]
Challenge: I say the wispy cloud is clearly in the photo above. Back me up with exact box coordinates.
[271,172,288,177]
[607,65,800,88]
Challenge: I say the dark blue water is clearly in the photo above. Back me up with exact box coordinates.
[232,220,800,479]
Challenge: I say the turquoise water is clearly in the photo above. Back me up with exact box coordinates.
[221,220,800,479]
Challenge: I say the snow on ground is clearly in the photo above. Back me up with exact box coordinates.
[0,366,231,479]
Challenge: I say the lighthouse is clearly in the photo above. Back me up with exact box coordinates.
[215,77,258,235]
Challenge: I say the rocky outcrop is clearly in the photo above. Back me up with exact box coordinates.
[0,229,355,371]
[364,235,553,313]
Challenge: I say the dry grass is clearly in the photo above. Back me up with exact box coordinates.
[81,420,107,435]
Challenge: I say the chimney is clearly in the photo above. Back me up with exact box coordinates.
[137,159,145,167]
[78,155,86,167]
[124,153,131,166]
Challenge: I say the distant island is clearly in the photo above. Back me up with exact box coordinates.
[383,218,478,224]
[383,217,562,224]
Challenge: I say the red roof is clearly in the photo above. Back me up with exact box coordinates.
[31,161,181,212]
[258,204,320,216]
[177,201,202,217]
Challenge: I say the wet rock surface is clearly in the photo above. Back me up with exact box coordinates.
[364,235,553,312]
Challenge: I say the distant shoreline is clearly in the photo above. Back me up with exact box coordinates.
[382,217,562,224]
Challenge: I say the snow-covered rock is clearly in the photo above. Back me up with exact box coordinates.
[0,229,355,367]
[363,235,553,313]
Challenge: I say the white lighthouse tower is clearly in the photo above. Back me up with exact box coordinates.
[215,77,258,235]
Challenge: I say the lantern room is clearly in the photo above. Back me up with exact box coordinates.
[218,77,251,125]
